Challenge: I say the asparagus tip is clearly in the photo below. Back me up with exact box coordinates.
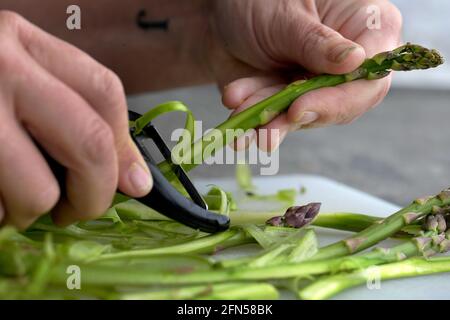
[439,239,450,253]
[414,236,431,252]
[266,203,321,228]
[284,203,321,228]
[436,214,447,233]
[423,248,437,258]
[414,197,432,205]
[403,212,420,224]
[432,233,446,246]
[344,237,366,253]
[396,252,407,261]
[265,216,283,227]
[388,43,444,71]
[439,189,450,201]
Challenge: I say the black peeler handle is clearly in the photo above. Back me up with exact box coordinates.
[136,162,229,233]
[44,155,229,233]
[41,111,230,233]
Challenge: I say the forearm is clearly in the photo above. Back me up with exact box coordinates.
[1,0,212,93]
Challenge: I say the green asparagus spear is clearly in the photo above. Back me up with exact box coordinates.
[311,189,450,260]
[299,256,450,300]
[158,44,444,176]
[119,282,278,300]
[88,228,240,262]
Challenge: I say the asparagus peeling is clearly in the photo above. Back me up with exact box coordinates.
[2,185,450,299]
[44,191,450,288]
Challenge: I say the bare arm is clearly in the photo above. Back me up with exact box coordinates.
[1,0,212,93]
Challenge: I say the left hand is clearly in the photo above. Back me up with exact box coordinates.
[206,0,402,151]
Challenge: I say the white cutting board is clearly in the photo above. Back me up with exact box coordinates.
[195,174,450,300]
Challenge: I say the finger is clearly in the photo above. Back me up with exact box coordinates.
[233,129,256,152]
[270,13,366,74]
[0,195,4,225]
[286,1,401,130]
[256,113,290,152]
[287,75,391,129]
[15,16,151,197]
[230,84,285,151]
[340,0,403,56]
[222,75,285,109]
[206,28,266,92]
[231,84,287,116]
[15,58,119,225]
[0,108,59,230]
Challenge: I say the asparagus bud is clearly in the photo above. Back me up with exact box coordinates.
[266,203,321,228]
[436,214,447,233]
[346,43,444,81]
[424,215,439,232]
[266,216,283,227]
[284,203,321,228]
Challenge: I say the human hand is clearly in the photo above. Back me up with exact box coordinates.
[0,11,152,229]
[208,0,402,150]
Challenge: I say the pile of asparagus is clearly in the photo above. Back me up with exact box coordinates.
[0,44,447,300]
[2,185,450,299]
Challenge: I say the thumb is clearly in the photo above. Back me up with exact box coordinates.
[272,18,366,74]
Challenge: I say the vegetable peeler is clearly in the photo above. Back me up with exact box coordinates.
[45,110,230,233]
[127,110,230,233]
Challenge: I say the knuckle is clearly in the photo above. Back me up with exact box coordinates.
[338,115,358,125]
[80,118,115,165]
[335,104,358,125]
[0,10,25,29]
[369,79,391,110]
[75,201,109,221]
[93,67,126,108]
[328,88,356,125]
[330,99,351,125]
[0,117,9,145]
[28,182,60,216]
[382,2,403,31]
[331,107,346,124]
[315,107,333,125]
[303,22,338,52]
[75,190,116,221]
[0,40,20,73]
[7,217,31,231]
[0,199,3,224]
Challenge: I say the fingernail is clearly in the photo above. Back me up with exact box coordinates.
[296,111,319,125]
[329,45,358,63]
[291,112,319,131]
[128,162,152,194]
[269,130,287,152]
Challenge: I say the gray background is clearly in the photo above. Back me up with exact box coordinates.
[128,0,450,206]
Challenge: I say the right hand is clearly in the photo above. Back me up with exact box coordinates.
[209,0,402,151]
[0,11,152,229]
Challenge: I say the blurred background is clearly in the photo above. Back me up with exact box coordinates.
[128,0,450,206]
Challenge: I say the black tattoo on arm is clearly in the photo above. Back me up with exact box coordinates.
[136,9,169,31]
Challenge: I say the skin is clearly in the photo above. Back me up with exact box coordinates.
[210,0,402,151]
[0,0,402,229]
